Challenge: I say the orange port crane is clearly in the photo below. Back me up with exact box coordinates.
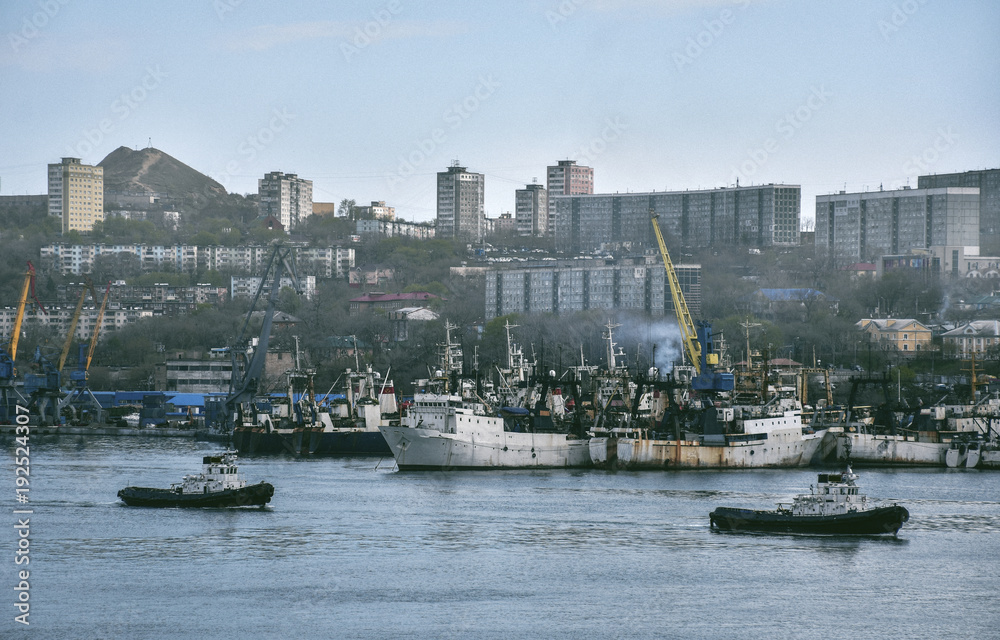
[57,278,98,373]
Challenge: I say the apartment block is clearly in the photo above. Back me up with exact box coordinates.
[918,168,1000,253]
[48,157,104,233]
[515,183,548,237]
[40,243,354,278]
[436,163,484,239]
[357,200,395,221]
[546,160,593,230]
[815,187,979,265]
[258,171,313,230]
[0,307,151,344]
[552,184,800,254]
[355,219,436,240]
[230,275,316,300]
[484,255,701,320]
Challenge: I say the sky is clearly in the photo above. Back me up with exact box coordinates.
[1,0,998,226]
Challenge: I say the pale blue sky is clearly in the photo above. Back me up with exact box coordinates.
[2,0,997,226]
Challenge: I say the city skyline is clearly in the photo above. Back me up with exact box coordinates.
[1,0,997,226]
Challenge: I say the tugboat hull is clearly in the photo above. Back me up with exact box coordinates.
[709,505,909,535]
[118,482,274,508]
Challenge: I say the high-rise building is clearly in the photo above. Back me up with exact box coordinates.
[48,157,104,233]
[515,182,548,236]
[436,163,484,239]
[257,171,313,230]
[918,169,1000,254]
[552,184,800,254]
[546,160,593,230]
[815,186,979,265]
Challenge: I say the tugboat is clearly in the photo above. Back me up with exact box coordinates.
[118,451,274,508]
[709,466,909,535]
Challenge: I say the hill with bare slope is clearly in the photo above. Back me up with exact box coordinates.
[99,146,228,200]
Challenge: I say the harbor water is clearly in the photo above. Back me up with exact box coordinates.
[3,436,999,639]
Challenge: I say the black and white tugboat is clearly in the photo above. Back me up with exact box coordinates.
[118,451,274,507]
[709,466,909,535]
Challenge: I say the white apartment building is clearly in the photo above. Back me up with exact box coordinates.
[258,171,313,230]
[48,157,104,233]
[436,163,484,239]
[230,275,316,300]
[40,243,355,278]
[515,182,548,237]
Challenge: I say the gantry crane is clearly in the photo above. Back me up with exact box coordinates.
[58,278,97,373]
[0,262,45,421]
[61,281,111,423]
[650,211,733,392]
[211,244,301,435]
[25,279,98,425]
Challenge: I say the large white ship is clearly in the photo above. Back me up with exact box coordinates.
[379,391,591,470]
[835,402,1000,467]
[379,323,592,470]
[605,408,831,470]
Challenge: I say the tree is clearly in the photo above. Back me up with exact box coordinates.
[338,199,357,220]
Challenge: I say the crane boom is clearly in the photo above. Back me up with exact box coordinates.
[11,262,45,363]
[85,282,111,371]
[58,279,96,372]
[650,212,702,375]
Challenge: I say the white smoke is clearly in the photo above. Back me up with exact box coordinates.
[614,315,684,376]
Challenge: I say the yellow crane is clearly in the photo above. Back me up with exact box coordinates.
[650,211,702,374]
[83,282,111,378]
[9,261,43,366]
[57,279,97,372]
[650,211,732,391]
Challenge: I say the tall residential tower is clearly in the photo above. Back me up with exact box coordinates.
[546,160,593,230]
[515,182,548,236]
[257,171,313,230]
[48,157,104,234]
[436,163,485,240]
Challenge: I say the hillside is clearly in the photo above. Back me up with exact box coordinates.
[99,146,228,199]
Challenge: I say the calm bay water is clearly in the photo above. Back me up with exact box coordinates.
[3,435,999,639]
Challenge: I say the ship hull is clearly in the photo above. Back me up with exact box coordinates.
[615,429,829,469]
[379,425,592,470]
[305,429,391,456]
[118,482,274,508]
[232,427,301,456]
[837,433,947,466]
[709,505,909,535]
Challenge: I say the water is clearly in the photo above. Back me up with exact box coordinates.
[3,436,999,639]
